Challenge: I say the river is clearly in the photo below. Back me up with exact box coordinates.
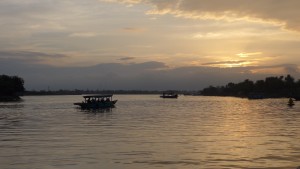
[0,95,299,169]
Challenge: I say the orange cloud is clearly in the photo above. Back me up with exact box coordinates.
[122,27,146,33]
[112,0,300,32]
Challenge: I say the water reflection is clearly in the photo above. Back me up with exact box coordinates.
[79,107,115,123]
[0,103,25,129]
[79,107,113,114]
[0,104,24,109]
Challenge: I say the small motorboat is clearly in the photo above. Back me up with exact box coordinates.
[74,94,117,109]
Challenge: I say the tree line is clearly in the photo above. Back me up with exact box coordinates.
[201,75,300,98]
[3,74,300,100]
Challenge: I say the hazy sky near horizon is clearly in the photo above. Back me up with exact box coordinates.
[1,0,300,90]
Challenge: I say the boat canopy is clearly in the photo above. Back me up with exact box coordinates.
[83,94,113,99]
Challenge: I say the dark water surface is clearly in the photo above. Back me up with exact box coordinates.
[0,95,299,169]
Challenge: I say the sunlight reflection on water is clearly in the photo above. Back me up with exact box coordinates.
[0,95,300,169]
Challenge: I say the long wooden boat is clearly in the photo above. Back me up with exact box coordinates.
[74,94,117,109]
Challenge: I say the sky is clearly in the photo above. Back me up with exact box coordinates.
[1,0,300,90]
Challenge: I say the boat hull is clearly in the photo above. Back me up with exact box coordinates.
[160,95,178,98]
[74,100,117,109]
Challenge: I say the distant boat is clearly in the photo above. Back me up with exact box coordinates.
[74,94,117,109]
[160,92,178,99]
[288,98,295,107]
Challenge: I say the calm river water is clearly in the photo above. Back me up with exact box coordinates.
[0,95,300,169]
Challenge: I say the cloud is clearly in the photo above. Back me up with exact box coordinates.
[119,57,135,61]
[101,0,141,4]
[283,64,300,74]
[1,57,299,91]
[122,27,146,33]
[202,60,249,66]
[112,0,300,32]
[250,64,300,75]
[201,59,258,67]
[0,0,299,90]
[237,52,262,58]
[69,32,98,38]
[0,50,68,64]
[0,50,67,59]
[0,1,56,17]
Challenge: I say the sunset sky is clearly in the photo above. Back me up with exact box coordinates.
[1,0,300,90]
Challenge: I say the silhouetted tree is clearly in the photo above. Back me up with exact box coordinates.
[201,75,300,99]
[201,86,220,96]
[284,74,295,90]
[254,80,265,92]
[0,75,25,97]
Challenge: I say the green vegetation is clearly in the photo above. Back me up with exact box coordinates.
[0,75,25,101]
[201,75,300,99]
